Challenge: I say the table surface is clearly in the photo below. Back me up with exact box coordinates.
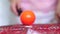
[0,24,60,34]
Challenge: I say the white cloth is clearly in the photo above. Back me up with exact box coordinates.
[33,10,55,24]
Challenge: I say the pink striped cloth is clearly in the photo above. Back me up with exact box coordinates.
[20,0,57,12]
[17,0,58,24]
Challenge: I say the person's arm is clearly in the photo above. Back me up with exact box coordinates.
[10,0,18,16]
[56,0,60,22]
[56,0,60,17]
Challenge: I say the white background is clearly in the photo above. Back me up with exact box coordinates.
[0,0,21,26]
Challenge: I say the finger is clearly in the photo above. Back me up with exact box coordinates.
[10,1,18,16]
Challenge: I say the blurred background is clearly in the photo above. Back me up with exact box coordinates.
[0,0,20,26]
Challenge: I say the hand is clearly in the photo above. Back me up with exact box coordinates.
[10,0,18,16]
